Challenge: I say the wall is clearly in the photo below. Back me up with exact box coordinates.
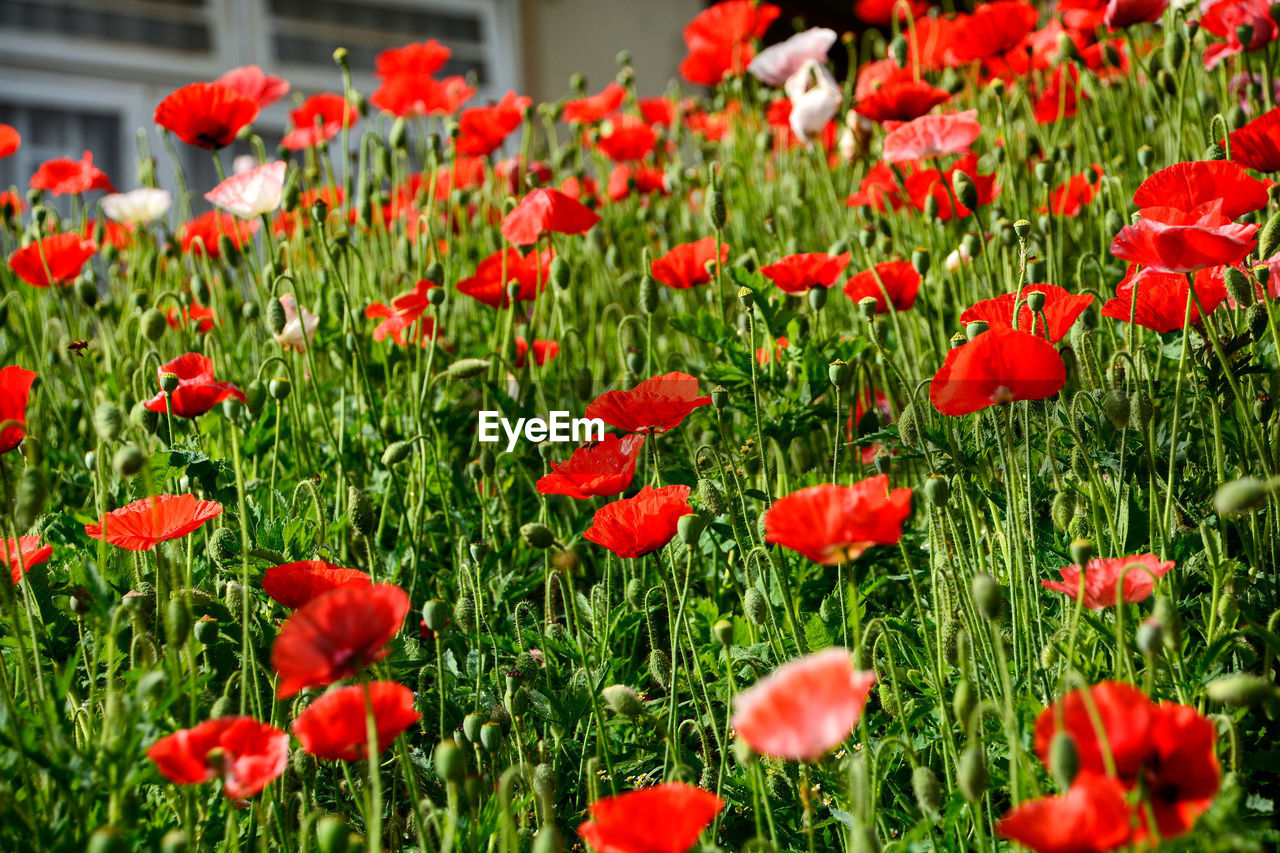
[518,0,702,104]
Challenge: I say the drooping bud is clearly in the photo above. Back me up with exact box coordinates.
[952,171,977,212]
[520,522,556,549]
[1213,477,1269,515]
[957,745,988,802]
[113,445,146,478]
[923,475,949,507]
[1206,673,1279,706]
[971,572,1003,620]
[602,684,645,717]
[1049,732,1080,790]
[93,402,123,442]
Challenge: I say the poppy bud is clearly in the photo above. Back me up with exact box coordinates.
[1203,142,1227,161]
[207,527,240,570]
[1049,732,1079,790]
[141,307,167,342]
[707,187,727,231]
[711,385,729,410]
[112,445,146,478]
[957,745,987,802]
[1208,673,1278,706]
[1102,389,1130,429]
[1255,396,1273,424]
[602,684,645,717]
[952,171,977,212]
[952,679,976,727]
[268,376,291,401]
[1136,617,1163,658]
[924,193,941,220]
[912,765,941,816]
[127,402,157,435]
[443,358,490,380]
[648,647,672,687]
[888,33,909,67]
[1137,146,1155,169]
[972,573,1003,620]
[1222,266,1253,308]
[266,297,287,337]
[93,402,123,443]
[166,598,191,648]
[1033,160,1055,186]
[315,816,349,853]
[1247,302,1269,340]
[1258,211,1280,259]
[743,586,768,625]
[434,739,465,782]
[1214,477,1269,515]
[625,351,645,375]
[521,522,556,549]
[1051,492,1074,532]
[922,475,950,508]
[419,596,450,630]
[1130,389,1152,431]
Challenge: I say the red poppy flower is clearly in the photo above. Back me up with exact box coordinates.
[166,303,217,335]
[1034,682,1220,841]
[456,246,554,309]
[904,154,1000,220]
[760,252,851,294]
[85,494,223,552]
[1042,554,1175,609]
[1104,0,1169,28]
[155,82,259,149]
[843,259,922,313]
[853,80,951,125]
[949,1,1040,63]
[281,94,356,150]
[883,111,981,163]
[1110,202,1257,274]
[455,91,532,156]
[371,73,475,118]
[996,771,1134,853]
[0,366,35,455]
[583,484,692,559]
[376,40,451,77]
[579,782,723,853]
[514,337,559,368]
[960,284,1094,343]
[607,164,669,200]
[144,353,246,419]
[1100,264,1228,333]
[563,83,626,124]
[0,124,18,158]
[1201,0,1278,69]
[763,476,912,565]
[1132,160,1271,220]
[366,279,440,346]
[29,150,115,195]
[0,190,25,216]
[1033,64,1084,125]
[271,582,410,697]
[585,372,712,433]
[216,66,290,109]
[1040,165,1104,217]
[852,0,930,26]
[650,238,728,289]
[263,561,371,609]
[1223,106,1280,173]
[148,716,288,799]
[84,218,133,251]
[292,681,420,761]
[4,536,52,585]
[596,115,657,162]
[537,434,646,499]
[846,161,908,212]
[930,326,1066,415]
[639,96,677,127]
[732,648,876,761]
[686,105,738,142]
[501,188,600,246]
[8,233,96,288]
[679,1,780,86]
[176,210,259,258]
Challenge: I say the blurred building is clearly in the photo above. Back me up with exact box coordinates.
[0,0,699,197]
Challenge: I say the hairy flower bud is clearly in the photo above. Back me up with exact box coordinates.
[602,684,645,717]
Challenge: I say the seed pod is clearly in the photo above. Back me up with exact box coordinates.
[912,765,941,816]
[744,586,768,625]
[971,572,1003,620]
[479,721,504,751]
[422,599,449,632]
[1206,673,1280,706]
[602,684,645,717]
[957,745,988,802]
[677,514,705,547]
[1049,732,1080,790]
[434,739,465,782]
[923,475,950,507]
[711,385,729,409]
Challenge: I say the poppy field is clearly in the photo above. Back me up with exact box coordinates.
[4,0,1280,850]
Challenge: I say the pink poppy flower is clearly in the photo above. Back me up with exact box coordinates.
[883,111,981,163]
[1041,554,1175,609]
[204,161,286,219]
[731,648,876,761]
[748,27,838,87]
